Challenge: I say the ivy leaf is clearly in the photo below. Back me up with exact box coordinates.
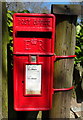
[7,13,13,20]
[75,46,81,53]
[19,10,30,13]
[7,20,13,27]
[9,36,13,41]
[76,25,81,34]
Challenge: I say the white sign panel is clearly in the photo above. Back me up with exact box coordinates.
[25,65,41,95]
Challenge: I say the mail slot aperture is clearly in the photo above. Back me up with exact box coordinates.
[15,31,52,38]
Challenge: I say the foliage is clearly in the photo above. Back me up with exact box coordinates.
[7,10,30,67]
[75,23,83,67]
[7,10,30,51]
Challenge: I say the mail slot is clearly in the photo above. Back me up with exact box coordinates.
[13,13,55,111]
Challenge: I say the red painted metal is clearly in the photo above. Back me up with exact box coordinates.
[13,13,76,111]
[52,86,74,94]
[53,55,75,94]
[54,55,76,61]
[13,13,55,55]
[14,55,54,111]
[13,13,55,111]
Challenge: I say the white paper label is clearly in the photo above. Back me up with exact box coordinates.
[25,65,41,95]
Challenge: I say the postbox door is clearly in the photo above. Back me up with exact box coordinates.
[14,55,53,111]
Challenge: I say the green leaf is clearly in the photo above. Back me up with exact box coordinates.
[7,13,13,20]
[23,10,30,13]
[79,57,83,61]
[81,45,83,49]
[10,30,13,33]
[76,25,81,34]
[19,10,30,13]
[7,21,13,27]
[9,36,13,41]
[75,46,81,53]
[10,46,13,51]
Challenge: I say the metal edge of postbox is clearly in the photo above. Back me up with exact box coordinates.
[13,13,56,111]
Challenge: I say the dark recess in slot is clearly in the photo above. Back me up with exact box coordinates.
[16,31,52,38]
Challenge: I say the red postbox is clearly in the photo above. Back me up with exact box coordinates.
[13,13,75,111]
[13,13,55,111]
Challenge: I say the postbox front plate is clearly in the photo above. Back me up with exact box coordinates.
[14,56,53,111]
[13,13,55,111]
